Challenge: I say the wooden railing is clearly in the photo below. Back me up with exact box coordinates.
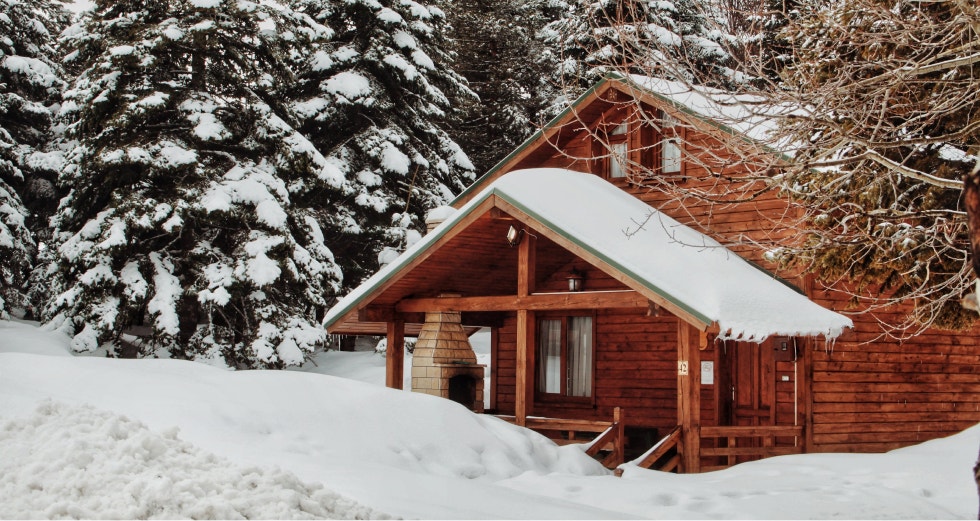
[631,425,681,472]
[496,407,625,469]
[700,425,803,472]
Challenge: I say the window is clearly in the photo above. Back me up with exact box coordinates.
[603,121,629,180]
[661,110,682,173]
[662,138,681,173]
[609,141,628,179]
[537,315,594,398]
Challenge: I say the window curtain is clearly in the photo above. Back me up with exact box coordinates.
[537,319,561,393]
[567,317,593,397]
[663,138,681,173]
[610,141,628,178]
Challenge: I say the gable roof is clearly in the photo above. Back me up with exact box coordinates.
[324,168,852,342]
[452,73,796,207]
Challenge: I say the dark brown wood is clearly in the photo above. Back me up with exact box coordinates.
[636,425,682,469]
[490,326,499,412]
[516,308,530,426]
[678,319,701,473]
[360,307,422,323]
[701,425,803,437]
[395,291,649,313]
[385,319,404,390]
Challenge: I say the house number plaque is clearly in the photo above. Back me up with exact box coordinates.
[678,361,689,376]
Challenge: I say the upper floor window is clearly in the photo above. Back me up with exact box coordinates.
[663,138,681,173]
[607,121,629,179]
[660,111,682,174]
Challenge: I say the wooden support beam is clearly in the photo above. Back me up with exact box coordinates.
[359,307,423,324]
[396,290,649,313]
[359,307,503,328]
[677,319,701,473]
[515,309,535,426]
[489,327,499,411]
[518,229,536,297]
[515,233,536,426]
[385,319,405,390]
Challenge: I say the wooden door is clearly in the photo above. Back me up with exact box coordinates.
[728,341,775,428]
[716,340,778,465]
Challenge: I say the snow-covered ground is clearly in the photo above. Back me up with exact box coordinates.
[1,319,977,519]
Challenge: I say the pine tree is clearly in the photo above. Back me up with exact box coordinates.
[44,0,345,367]
[288,0,476,289]
[541,0,737,94]
[0,0,68,317]
[445,0,565,174]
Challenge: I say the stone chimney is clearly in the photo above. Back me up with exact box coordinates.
[411,300,485,412]
[425,206,456,234]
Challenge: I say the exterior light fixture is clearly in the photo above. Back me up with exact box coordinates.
[506,225,524,247]
[567,268,585,292]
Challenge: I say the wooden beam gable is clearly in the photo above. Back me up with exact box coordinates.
[491,194,714,331]
[326,195,501,332]
[326,182,716,336]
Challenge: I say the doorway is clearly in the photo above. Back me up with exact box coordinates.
[717,336,799,464]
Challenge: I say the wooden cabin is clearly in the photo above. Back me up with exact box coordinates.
[324,74,980,473]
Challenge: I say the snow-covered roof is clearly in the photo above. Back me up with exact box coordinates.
[325,168,851,341]
[622,74,799,158]
[451,72,798,207]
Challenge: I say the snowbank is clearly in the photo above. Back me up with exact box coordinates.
[0,320,976,519]
[0,401,385,519]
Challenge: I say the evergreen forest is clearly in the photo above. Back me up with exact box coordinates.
[1,0,977,367]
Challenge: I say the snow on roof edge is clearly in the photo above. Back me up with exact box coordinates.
[490,169,851,342]
[326,169,852,342]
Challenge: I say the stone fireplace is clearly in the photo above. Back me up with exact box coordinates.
[411,306,485,412]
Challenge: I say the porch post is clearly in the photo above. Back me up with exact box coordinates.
[385,318,405,389]
[515,231,536,426]
[677,319,701,472]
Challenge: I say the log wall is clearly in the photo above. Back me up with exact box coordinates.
[805,292,980,452]
[504,89,980,454]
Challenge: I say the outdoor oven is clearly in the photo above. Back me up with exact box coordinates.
[410,302,485,412]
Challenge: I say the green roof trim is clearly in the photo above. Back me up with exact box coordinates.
[494,190,713,327]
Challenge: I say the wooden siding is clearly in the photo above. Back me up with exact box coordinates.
[492,307,719,435]
[496,81,980,455]
[806,290,980,452]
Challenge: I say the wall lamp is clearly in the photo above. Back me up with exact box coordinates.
[506,225,525,247]
[567,268,585,292]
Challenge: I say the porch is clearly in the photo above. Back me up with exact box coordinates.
[496,410,805,473]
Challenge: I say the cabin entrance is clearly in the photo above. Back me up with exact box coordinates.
[711,337,802,467]
[723,340,775,428]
